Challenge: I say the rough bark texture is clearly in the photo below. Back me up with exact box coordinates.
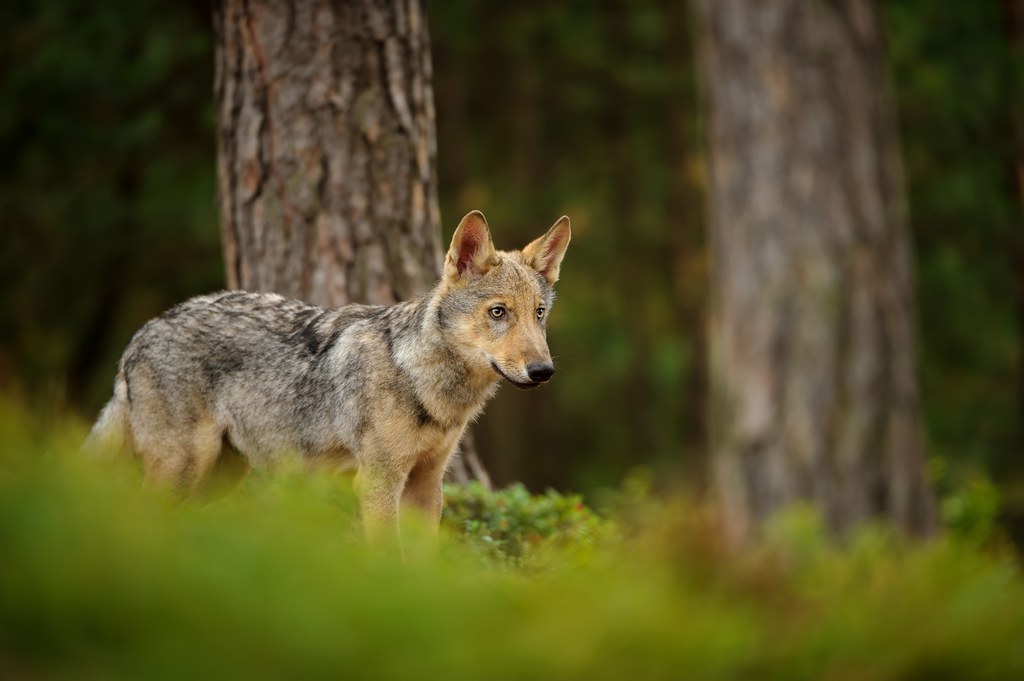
[213,0,489,485]
[214,0,441,306]
[696,0,936,540]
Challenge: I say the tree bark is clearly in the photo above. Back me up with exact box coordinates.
[696,0,936,541]
[214,0,441,307]
[213,0,489,485]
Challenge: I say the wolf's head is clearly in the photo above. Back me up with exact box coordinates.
[436,211,571,390]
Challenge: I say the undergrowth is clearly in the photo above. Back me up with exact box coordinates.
[1,401,1022,680]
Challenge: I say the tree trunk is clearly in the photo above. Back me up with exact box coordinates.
[214,0,441,307]
[213,0,489,485]
[696,0,936,541]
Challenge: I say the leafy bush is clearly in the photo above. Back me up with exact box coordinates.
[941,477,1002,545]
[442,482,610,568]
[1,402,1023,680]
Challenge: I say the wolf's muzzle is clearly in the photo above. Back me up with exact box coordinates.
[491,361,549,390]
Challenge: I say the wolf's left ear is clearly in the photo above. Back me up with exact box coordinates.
[522,216,571,285]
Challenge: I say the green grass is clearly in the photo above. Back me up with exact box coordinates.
[1,401,1023,680]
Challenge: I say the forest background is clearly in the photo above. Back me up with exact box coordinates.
[1,0,1021,541]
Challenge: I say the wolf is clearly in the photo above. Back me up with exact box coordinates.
[87,211,571,541]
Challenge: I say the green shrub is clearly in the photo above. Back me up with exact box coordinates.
[941,476,1003,546]
[442,482,610,568]
[1,402,1023,680]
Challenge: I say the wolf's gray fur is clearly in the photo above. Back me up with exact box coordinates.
[88,211,571,541]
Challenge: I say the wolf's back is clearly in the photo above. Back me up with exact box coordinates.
[109,292,386,452]
[120,291,380,382]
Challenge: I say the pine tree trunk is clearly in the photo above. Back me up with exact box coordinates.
[213,0,489,485]
[696,0,936,540]
[214,0,441,306]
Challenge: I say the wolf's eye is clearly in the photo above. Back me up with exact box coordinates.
[536,307,546,320]
[488,306,506,320]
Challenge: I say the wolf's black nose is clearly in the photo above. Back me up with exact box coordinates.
[526,362,555,383]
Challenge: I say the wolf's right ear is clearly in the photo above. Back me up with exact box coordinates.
[445,210,498,281]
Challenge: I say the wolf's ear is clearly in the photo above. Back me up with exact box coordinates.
[522,216,571,285]
[445,210,498,281]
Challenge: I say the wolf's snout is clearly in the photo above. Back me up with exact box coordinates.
[526,362,555,383]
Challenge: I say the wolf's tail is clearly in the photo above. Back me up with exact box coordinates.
[83,373,130,455]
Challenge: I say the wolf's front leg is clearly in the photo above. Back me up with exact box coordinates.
[353,461,407,547]
[401,454,450,533]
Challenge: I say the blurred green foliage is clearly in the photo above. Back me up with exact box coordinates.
[886,0,1022,499]
[0,1,1020,531]
[0,0,221,408]
[2,405,1024,679]
[442,481,610,567]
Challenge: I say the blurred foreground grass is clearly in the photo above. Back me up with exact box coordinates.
[1,400,1023,680]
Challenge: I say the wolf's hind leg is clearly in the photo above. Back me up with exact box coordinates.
[202,436,251,497]
[134,419,224,494]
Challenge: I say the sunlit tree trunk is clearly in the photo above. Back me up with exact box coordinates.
[696,0,936,541]
[213,0,489,485]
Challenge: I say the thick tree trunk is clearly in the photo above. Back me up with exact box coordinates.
[213,0,489,485]
[214,0,441,307]
[696,0,936,540]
